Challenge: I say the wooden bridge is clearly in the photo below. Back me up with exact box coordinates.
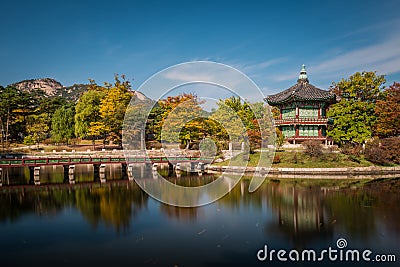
[0,156,207,167]
[0,156,208,186]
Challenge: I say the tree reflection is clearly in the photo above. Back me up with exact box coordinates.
[261,180,389,248]
[0,182,148,234]
[75,182,148,233]
[217,178,264,210]
[0,187,74,222]
[160,205,201,222]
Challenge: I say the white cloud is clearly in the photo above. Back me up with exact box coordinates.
[163,67,217,82]
[227,57,288,76]
[138,61,266,102]
[271,36,400,84]
[312,35,400,77]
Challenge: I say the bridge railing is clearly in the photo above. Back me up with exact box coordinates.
[0,156,209,167]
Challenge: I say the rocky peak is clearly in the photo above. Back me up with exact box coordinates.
[13,78,63,96]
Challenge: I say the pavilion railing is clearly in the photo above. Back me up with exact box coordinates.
[275,117,328,125]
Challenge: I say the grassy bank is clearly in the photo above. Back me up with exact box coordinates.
[241,177,400,189]
[213,151,375,168]
[264,178,371,188]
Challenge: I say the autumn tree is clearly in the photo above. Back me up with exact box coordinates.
[210,98,246,144]
[276,128,285,150]
[124,94,155,150]
[159,94,206,148]
[26,114,49,147]
[327,71,385,145]
[374,82,400,137]
[99,75,133,145]
[210,97,272,152]
[74,83,106,142]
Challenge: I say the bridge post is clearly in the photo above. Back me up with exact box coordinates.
[197,163,205,176]
[0,168,2,186]
[175,162,181,171]
[93,164,100,182]
[190,162,196,172]
[29,166,34,184]
[34,166,40,185]
[121,163,127,179]
[197,162,205,171]
[152,163,158,171]
[69,165,75,184]
[100,164,106,183]
[167,162,173,176]
[175,162,182,178]
[127,164,134,181]
[63,165,69,183]
[168,162,174,171]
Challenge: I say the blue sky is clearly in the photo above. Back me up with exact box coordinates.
[1,0,400,98]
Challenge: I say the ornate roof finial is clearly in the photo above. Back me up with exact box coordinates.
[298,64,308,82]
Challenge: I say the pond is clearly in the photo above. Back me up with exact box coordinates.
[0,165,399,267]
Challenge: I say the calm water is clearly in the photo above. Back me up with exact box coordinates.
[0,165,399,267]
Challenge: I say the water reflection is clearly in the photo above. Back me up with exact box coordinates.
[263,182,335,248]
[160,205,202,223]
[0,182,148,233]
[0,167,399,266]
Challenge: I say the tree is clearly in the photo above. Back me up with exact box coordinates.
[0,86,20,149]
[23,136,35,149]
[37,97,67,130]
[327,99,376,144]
[26,114,49,147]
[51,105,76,144]
[271,106,280,120]
[210,97,271,152]
[98,75,132,145]
[210,98,246,144]
[327,71,385,144]
[374,82,400,137]
[160,94,206,148]
[276,128,285,150]
[75,86,106,140]
[88,121,109,149]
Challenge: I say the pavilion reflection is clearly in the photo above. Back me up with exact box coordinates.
[264,182,334,247]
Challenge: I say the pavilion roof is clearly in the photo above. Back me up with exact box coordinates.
[265,65,336,106]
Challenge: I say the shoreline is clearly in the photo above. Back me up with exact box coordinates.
[207,165,400,179]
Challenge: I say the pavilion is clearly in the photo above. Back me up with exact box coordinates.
[265,65,336,145]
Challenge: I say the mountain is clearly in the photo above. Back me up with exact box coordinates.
[12,78,89,101]
[56,84,90,101]
[13,78,62,95]
[11,78,150,102]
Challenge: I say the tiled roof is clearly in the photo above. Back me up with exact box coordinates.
[265,81,336,105]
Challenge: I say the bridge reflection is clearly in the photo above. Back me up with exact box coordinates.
[0,173,399,246]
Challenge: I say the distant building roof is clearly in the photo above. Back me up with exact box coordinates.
[265,65,335,105]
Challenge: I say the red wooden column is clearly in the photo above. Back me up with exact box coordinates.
[318,126,322,137]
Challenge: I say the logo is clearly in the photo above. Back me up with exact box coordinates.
[257,238,397,262]
[122,61,275,207]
